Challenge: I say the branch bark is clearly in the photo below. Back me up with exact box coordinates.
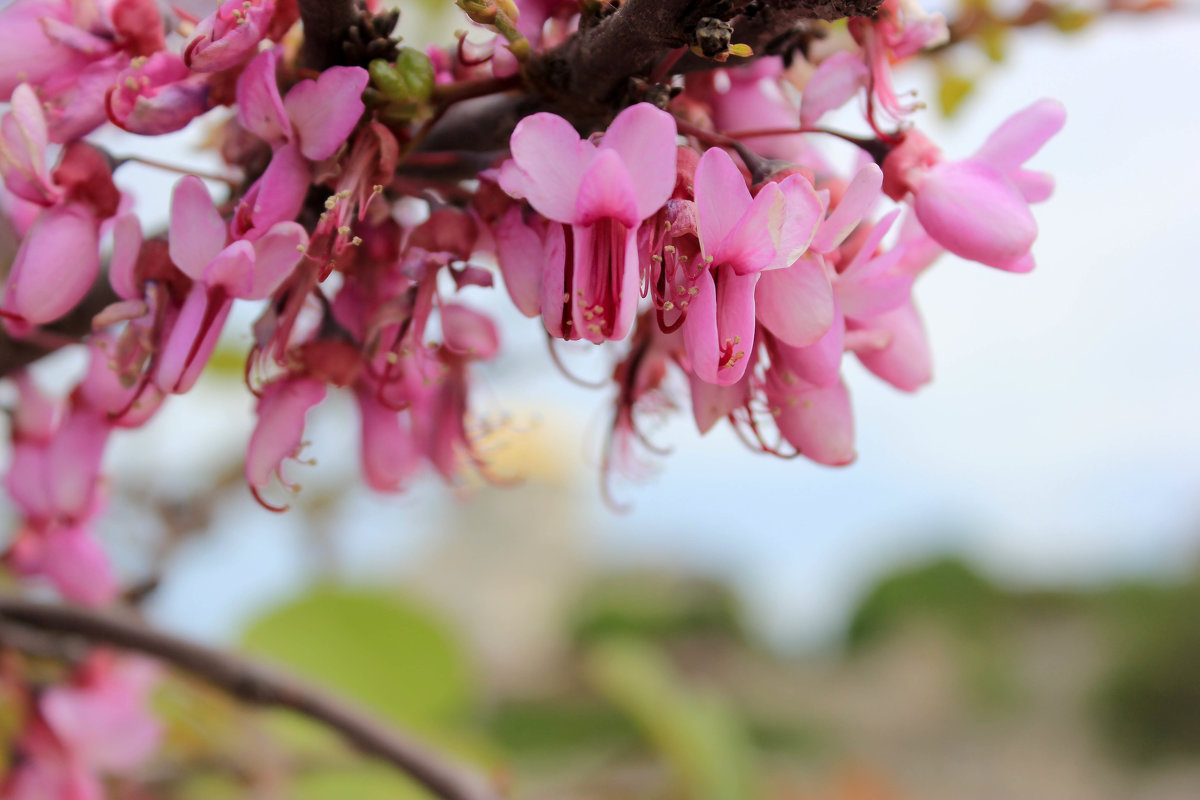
[298,0,359,70]
[0,597,503,800]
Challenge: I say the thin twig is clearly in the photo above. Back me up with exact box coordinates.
[0,597,504,800]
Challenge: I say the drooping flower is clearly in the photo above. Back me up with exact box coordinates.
[155,175,307,393]
[882,99,1066,271]
[184,0,276,73]
[678,146,824,385]
[246,377,327,509]
[498,102,677,343]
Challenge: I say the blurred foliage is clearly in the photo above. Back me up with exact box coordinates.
[569,572,748,647]
[846,557,1004,651]
[1092,578,1200,763]
[240,586,474,730]
[586,639,758,800]
[487,698,637,759]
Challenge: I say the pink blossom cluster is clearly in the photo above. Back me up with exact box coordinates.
[0,0,1063,612]
[1,652,160,799]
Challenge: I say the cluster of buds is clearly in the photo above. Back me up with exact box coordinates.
[0,0,1062,609]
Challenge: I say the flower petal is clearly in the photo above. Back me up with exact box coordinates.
[713,182,784,275]
[914,160,1036,269]
[754,253,834,347]
[574,148,640,227]
[972,98,1065,173]
[284,66,369,161]
[694,146,752,257]
[598,102,677,220]
[235,48,291,145]
[502,112,594,224]
[4,203,99,324]
[169,176,227,279]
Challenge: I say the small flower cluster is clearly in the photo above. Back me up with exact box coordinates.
[0,0,1062,609]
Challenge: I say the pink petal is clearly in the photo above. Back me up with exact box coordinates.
[972,98,1066,173]
[37,522,118,607]
[284,66,369,161]
[153,285,232,394]
[356,388,417,492]
[574,148,640,227]
[754,254,834,347]
[235,48,291,145]
[851,302,932,391]
[43,657,161,768]
[713,182,784,275]
[799,51,869,127]
[811,163,882,253]
[774,377,855,466]
[4,203,99,324]
[245,221,306,299]
[598,102,677,220]
[0,83,58,206]
[108,213,142,299]
[695,146,753,258]
[501,112,595,224]
[184,0,275,73]
[914,160,1036,269]
[201,240,256,296]
[683,265,758,386]
[771,303,845,387]
[1010,169,1054,204]
[689,369,750,434]
[441,303,500,359]
[245,377,326,490]
[771,172,825,268]
[494,206,545,317]
[169,176,227,279]
[233,143,309,239]
[538,222,569,338]
[47,408,110,521]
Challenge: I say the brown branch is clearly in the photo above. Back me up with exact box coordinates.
[298,0,358,71]
[0,597,504,800]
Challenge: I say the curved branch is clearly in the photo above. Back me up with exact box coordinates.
[0,597,503,800]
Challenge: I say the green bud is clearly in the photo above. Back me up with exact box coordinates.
[368,48,435,120]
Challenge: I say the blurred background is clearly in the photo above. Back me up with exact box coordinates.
[4,1,1200,798]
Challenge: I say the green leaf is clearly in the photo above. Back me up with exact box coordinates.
[240,586,474,731]
[291,766,435,800]
[586,639,756,800]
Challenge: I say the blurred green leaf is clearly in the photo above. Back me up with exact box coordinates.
[486,698,637,758]
[240,586,474,731]
[291,765,434,800]
[569,572,747,646]
[587,639,756,800]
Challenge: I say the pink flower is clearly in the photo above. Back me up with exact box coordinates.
[0,0,106,99]
[5,654,160,799]
[498,103,677,343]
[237,48,368,162]
[184,0,276,72]
[0,85,60,205]
[106,52,209,135]
[246,377,326,509]
[3,203,100,326]
[3,376,117,605]
[680,146,824,385]
[882,99,1065,271]
[41,656,161,772]
[155,175,307,393]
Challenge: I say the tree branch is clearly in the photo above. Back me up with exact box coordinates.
[0,597,503,800]
[298,0,358,71]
